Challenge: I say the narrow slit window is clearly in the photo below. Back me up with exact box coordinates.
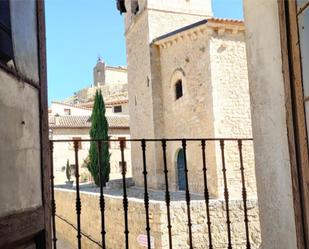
[175,80,183,100]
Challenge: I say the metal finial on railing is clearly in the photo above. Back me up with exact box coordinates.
[182,139,193,249]
[50,141,57,249]
[238,140,251,249]
[161,139,173,249]
[120,139,129,249]
[220,140,232,249]
[141,139,151,249]
[97,140,106,249]
[74,140,82,249]
[201,140,213,249]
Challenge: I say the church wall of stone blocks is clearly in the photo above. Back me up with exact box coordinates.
[124,0,256,198]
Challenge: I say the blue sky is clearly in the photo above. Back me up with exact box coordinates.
[45,0,243,104]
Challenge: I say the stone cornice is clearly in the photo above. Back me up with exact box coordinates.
[152,18,245,48]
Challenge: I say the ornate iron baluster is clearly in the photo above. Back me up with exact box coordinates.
[182,139,193,249]
[238,140,251,249]
[74,140,82,249]
[120,140,129,249]
[162,140,173,249]
[201,140,213,249]
[220,140,232,249]
[50,141,57,249]
[141,140,151,248]
[97,140,106,249]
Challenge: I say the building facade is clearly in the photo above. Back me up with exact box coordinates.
[123,0,256,198]
[0,1,51,248]
[49,112,131,184]
[49,60,131,185]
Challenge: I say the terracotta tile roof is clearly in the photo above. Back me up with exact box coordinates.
[208,17,243,24]
[49,115,129,129]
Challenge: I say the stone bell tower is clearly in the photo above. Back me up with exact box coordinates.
[93,57,106,87]
[123,0,213,189]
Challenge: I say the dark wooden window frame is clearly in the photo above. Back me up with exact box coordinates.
[0,0,13,63]
[278,1,309,248]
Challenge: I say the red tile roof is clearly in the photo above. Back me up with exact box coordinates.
[49,115,129,129]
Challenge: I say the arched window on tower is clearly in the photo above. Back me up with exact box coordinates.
[175,79,183,100]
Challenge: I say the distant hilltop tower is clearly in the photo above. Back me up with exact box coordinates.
[93,57,106,87]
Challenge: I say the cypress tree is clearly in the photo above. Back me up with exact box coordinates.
[87,90,110,186]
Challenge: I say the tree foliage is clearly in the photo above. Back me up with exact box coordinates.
[87,90,110,186]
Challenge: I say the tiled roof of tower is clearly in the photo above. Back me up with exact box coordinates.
[49,115,129,129]
[153,17,244,44]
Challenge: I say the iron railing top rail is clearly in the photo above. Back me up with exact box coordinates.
[50,138,253,143]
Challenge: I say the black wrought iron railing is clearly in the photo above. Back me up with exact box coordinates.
[49,138,254,249]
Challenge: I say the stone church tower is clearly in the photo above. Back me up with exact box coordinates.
[93,57,106,87]
[125,0,213,189]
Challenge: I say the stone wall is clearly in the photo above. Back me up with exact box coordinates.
[125,1,217,190]
[55,189,261,249]
[209,30,256,198]
[131,24,256,198]
[124,0,257,199]
[0,69,42,217]
[243,0,300,248]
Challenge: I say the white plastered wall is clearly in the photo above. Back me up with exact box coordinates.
[243,0,298,248]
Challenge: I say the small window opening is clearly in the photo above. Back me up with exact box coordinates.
[113,105,122,113]
[175,80,183,100]
[64,108,71,115]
